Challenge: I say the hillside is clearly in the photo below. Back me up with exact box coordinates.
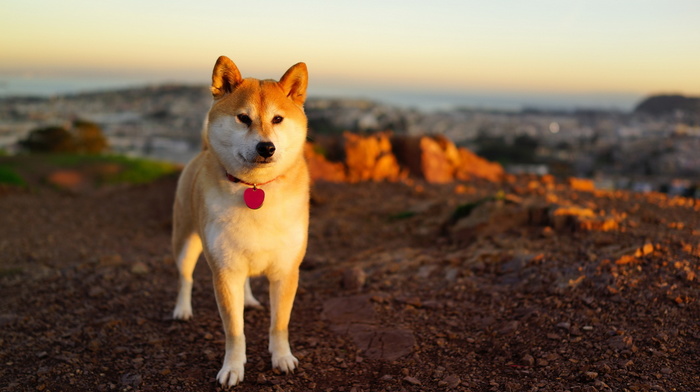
[0,163,699,391]
[634,94,700,116]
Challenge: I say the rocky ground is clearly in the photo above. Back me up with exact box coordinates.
[1,169,699,392]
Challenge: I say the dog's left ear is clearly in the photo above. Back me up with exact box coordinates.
[211,56,243,99]
[279,63,308,106]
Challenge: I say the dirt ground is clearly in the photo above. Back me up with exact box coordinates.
[1,172,699,392]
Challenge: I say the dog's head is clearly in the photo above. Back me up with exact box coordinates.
[204,56,308,183]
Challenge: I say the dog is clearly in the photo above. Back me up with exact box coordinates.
[171,55,310,387]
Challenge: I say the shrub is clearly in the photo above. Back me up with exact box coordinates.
[20,120,108,154]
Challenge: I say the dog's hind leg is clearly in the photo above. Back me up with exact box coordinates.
[172,233,202,320]
[244,278,262,308]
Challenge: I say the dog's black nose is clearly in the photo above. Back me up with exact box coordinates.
[256,142,276,158]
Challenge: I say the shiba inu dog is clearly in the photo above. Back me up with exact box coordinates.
[171,56,309,387]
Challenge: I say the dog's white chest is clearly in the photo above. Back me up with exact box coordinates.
[202,190,306,276]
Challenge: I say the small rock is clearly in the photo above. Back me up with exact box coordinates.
[417,265,437,279]
[88,286,106,298]
[546,333,561,340]
[399,296,422,308]
[608,335,634,351]
[438,375,461,388]
[403,376,421,386]
[498,321,519,335]
[203,350,216,361]
[444,267,460,282]
[99,254,124,267]
[584,371,598,380]
[130,262,149,275]
[120,373,142,387]
[522,354,535,366]
[343,267,366,291]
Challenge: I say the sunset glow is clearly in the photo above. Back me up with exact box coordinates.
[2,0,699,103]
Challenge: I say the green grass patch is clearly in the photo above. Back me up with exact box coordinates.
[0,266,24,278]
[40,153,180,185]
[0,165,26,186]
[388,211,417,221]
[102,155,180,185]
[449,190,506,223]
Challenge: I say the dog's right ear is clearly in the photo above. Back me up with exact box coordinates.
[211,56,243,99]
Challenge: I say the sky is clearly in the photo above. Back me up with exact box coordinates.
[1,0,699,108]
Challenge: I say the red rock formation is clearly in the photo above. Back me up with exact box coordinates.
[304,142,346,182]
[393,134,504,183]
[419,136,455,183]
[343,132,404,182]
[306,132,503,184]
[454,146,505,182]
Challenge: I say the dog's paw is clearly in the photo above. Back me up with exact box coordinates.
[217,362,245,387]
[272,354,298,374]
[172,304,193,320]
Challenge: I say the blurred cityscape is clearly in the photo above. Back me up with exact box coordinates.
[1,85,699,196]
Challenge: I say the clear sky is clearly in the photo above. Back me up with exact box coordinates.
[2,0,699,104]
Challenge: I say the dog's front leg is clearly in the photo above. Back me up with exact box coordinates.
[268,269,299,373]
[212,269,247,387]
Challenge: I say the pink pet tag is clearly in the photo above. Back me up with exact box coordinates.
[243,187,265,209]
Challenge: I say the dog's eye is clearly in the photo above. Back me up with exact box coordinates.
[237,114,252,126]
[272,115,284,124]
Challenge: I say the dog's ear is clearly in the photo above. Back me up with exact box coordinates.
[211,56,243,99]
[279,63,308,106]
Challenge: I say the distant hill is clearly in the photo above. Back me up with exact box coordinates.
[634,94,700,116]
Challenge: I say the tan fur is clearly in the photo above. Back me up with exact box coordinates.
[171,56,310,387]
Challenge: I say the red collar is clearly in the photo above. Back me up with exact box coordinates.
[225,172,278,188]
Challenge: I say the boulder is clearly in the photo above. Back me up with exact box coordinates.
[393,134,504,183]
[455,147,505,182]
[304,142,346,182]
[391,135,453,183]
[343,132,404,182]
[419,136,455,183]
